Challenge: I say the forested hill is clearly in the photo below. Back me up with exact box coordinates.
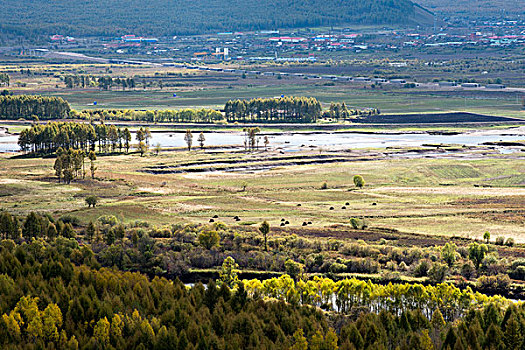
[0,0,433,38]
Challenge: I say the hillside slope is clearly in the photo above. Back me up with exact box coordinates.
[0,0,432,37]
[416,0,524,18]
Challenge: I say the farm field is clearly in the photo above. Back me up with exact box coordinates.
[25,84,525,118]
[33,87,524,117]
[3,62,525,118]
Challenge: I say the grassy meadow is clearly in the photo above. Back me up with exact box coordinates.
[1,149,523,242]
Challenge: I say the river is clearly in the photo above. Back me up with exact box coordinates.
[1,128,524,153]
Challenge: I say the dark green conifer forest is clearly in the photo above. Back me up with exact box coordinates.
[0,0,426,38]
[0,211,523,349]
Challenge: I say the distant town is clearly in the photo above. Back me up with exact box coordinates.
[6,17,523,65]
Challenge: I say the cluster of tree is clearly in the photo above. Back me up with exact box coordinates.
[136,127,152,156]
[50,218,514,298]
[0,238,333,349]
[63,75,96,89]
[0,73,9,87]
[96,76,136,91]
[241,127,269,151]
[18,121,132,154]
[0,211,77,241]
[243,274,509,319]
[4,209,522,304]
[325,102,380,120]
[0,95,70,120]
[0,0,419,38]
[225,97,322,123]
[64,75,140,90]
[53,148,89,183]
[75,108,224,123]
[0,232,523,349]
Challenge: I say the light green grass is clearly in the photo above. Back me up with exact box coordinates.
[33,85,525,118]
[1,151,523,241]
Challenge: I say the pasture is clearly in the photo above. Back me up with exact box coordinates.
[1,148,523,242]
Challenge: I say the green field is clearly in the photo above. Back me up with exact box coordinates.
[1,149,523,241]
[33,86,525,119]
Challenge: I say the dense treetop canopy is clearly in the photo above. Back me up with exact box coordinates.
[0,0,428,37]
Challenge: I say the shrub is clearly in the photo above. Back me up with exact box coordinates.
[510,258,525,271]
[386,261,397,271]
[495,237,505,245]
[477,274,511,293]
[85,195,98,208]
[346,257,380,273]
[320,182,328,190]
[97,215,119,227]
[381,270,401,282]
[398,261,408,271]
[428,262,448,283]
[353,175,365,188]
[329,262,347,274]
[350,218,367,229]
[213,221,228,231]
[1,239,15,251]
[413,260,430,277]
[510,258,525,280]
[149,227,172,238]
[131,220,150,228]
[511,266,525,280]
[441,243,457,267]
[198,230,220,249]
[468,242,488,269]
[505,238,515,247]
[481,253,507,276]
[59,214,80,227]
[461,261,476,280]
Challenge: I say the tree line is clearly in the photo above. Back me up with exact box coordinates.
[64,75,97,89]
[64,75,137,90]
[75,108,224,123]
[242,274,509,321]
[0,211,77,241]
[1,95,380,124]
[325,102,380,120]
[18,121,132,155]
[224,97,322,123]
[0,221,523,349]
[96,76,137,91]
[0,95,70,120]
